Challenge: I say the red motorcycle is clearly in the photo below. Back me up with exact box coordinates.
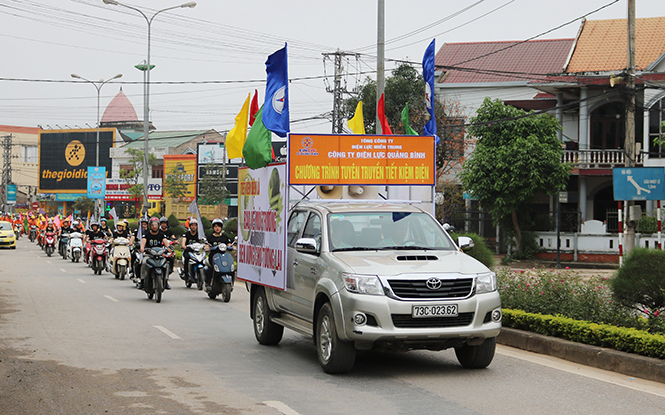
[90,239,108,275]
[44,232,57,257]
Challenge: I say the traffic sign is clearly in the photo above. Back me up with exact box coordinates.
[32,202,38,210]
[613,167,665,201]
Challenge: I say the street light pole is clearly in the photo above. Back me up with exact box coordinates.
[102,0,196,216]
[70,73,122,219]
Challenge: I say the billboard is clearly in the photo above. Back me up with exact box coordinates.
[105,178,162,201]
[163,154,197,202]
[39,129,115,193]
[288,134,435,186]
[237,163,287,290]
[87,166,106,199]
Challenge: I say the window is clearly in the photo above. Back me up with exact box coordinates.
[21,146,38,163]
[649,97,665,158]
[302,213,322,253]
[287,211,308,247]
[152,164,164,179]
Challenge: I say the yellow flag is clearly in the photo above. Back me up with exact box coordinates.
[347,101,365,134]
[225,94,251,159]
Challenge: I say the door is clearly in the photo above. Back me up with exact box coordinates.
[272,210,308,312]
[290,212,322,320]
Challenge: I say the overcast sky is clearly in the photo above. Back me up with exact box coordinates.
[2,0,665,135]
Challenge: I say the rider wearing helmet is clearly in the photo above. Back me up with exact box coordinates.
[139,217,171,290]
[57,218,73,254]
[204,218,232,288]
[99,217,112,238]
[112,220,131,240]
[85,222,107,265]
[159,216,177,241]
[180,219,208,281]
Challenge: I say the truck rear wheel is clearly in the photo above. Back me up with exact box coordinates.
[252,288,283,345]
[455,337,496,369]
[316,302,355,374]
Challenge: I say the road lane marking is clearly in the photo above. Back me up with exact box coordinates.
[104,295,119,303]
[60,268,67,273]
[264,401,302,415]
[46,260,52,263]
[497,345,665,398]
[153,325,181,340]
[77,279,86,284]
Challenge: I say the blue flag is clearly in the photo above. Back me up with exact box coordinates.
[263,44,290,138]
[422,39,440,145]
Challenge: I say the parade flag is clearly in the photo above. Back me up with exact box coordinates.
[263,44,289,137]
[137,211,148,241]
[347,101,366,134]
[225,94,251,159]
[377,93,393,135]
[54,215,61,229]
[109,207,118,229]
[422,39,440,144]
[187,200,205,240]
[401,103,418,135]
[243,106,273,169]
[249,89,259,127]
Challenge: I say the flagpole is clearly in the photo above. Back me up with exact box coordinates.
[376,0,385,134]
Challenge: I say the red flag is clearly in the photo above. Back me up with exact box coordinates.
[377,93,393,135]
[249,89,259,126]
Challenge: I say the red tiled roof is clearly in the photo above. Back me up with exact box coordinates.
[567,17,665,73]
[0,125,40,134]
[101,88,139,123]
[435,38,574,84]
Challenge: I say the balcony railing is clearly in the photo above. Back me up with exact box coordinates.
[562,149,643,168]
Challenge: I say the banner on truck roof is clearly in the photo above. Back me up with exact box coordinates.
[237,163,288,291]
[288,134,435,186]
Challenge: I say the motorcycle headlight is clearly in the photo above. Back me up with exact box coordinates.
[343,274,384,296]
[476,272,497,294]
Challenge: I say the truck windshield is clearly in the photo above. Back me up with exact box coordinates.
[328,212,457,252]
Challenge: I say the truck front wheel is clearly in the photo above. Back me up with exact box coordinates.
[316,302,355,374]
[455,337,496,369]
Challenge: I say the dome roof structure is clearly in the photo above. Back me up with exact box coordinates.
[101,88,139,123]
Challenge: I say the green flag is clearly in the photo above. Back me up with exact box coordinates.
[401,103,418,135]
[243,106,273,169]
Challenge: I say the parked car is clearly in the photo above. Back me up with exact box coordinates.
[248,202,502,374]
[0,221,17,249]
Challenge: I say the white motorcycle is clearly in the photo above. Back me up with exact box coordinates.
[110,237,132,281]
[67,232,83,263]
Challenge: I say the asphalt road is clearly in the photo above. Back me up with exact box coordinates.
[1,237,664,415]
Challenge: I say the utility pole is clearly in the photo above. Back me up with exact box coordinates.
[625,0,637,253]
[323,50,360,134]
[376,0,385,134]
[1,134,13,212]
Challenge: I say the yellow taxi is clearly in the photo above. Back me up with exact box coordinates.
[0,221,17,249]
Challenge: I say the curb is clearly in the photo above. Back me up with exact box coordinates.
[497,327,665,384]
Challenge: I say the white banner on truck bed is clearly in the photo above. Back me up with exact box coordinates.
[237,163,287,290]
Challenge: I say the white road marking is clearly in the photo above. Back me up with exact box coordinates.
[497,345,665,398]
[77,279,86,284]
[46,260,52,263]
[104,295,119,303]
[264,401,302,415]
[60,268,67,273]
[153,325,181,340]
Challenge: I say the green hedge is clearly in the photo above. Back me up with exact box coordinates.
[503,309,665,359]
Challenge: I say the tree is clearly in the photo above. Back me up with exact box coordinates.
[459,98,570,253]
[72,197,95,217]
[164,165,188,200]
[119,148,157,213]
[198,163,229,206]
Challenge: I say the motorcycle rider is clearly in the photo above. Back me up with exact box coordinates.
[111,220,131,242]
[139,217,171,290]
[85,222,107,265]
[181,219,208,282]
[57,218,73,255]
[129,217,148,279]
[159,216,177,277]
[99,217,112,239]
[204,218,232,288]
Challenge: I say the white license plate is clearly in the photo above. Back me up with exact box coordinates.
[412,304,458,318]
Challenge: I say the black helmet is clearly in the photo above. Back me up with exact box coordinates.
[139,217,148,223]
[159,216,168,223]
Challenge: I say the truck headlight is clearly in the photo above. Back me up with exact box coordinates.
[343,274,384,296]
[476,272,497,294]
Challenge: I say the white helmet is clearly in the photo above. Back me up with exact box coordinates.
[189,219,198,227]
[72,220,79,226]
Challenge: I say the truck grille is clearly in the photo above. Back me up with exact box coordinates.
[388,278,474,299]
[391,312,474,328]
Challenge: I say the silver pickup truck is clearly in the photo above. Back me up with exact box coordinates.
[248,202,502,374]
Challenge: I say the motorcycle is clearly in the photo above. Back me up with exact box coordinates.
[110,237,131,280]
[29,225,37,242]
[178,242,207,290]
[143,246,169,303]
[44,232,56,257]
[205,243,236,302]
[13,223,22,239]
[90,238,108,275]
[59,231,71,259]
[67,232,83,263]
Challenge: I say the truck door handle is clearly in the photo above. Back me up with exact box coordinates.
[293,259,299,266]
[310,267,316,274]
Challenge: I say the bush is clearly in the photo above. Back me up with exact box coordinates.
[224,218,237,241]
[168,214,180,228]
[498,268,640,331]
[502,309,665,360]
[612,248,665,317]
[450,232,494,269]
[506,231,541,260]
[637,215,658,234]
[172,225,187,238]
[200,215,212,230]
